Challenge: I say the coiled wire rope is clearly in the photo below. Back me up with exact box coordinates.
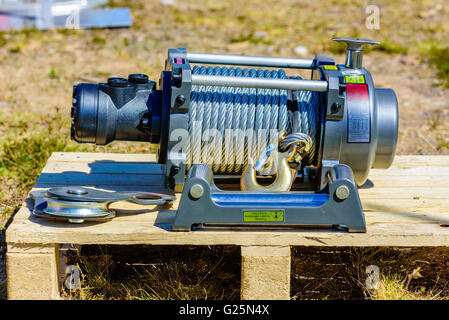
[187,66,320,174]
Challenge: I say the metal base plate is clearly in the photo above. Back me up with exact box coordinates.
[173,164,366,233]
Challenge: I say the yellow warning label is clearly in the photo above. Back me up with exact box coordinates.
[345,75,365,84]
[323,65,338,70]
[243,210,284,222]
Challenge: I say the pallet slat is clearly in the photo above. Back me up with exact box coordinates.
[36,173,166,186]
[48,152,157,163]
[6,154,449,247]
[6,212,449,246]
[42,162,165,175]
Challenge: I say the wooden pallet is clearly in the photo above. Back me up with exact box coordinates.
[5,153,449,300]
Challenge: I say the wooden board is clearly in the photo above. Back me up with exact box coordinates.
[6,152,449,247]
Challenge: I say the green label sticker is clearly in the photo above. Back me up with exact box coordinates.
[323,65,338,70]
[243,210,285,222]
[345,75,365,84]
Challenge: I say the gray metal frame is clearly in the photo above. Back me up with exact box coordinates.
[173,163,366,232]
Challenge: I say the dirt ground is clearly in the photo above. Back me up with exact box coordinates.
[0,0,448,156]
[0,0,448,300]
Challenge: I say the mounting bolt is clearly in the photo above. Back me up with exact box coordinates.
[107,77,128,87]
[335,185,350,200]
[331,102,342,114]
[172,72,182,84]
[72,85,78,98]
[190,184,204,199]
[169,165,180,177]
[141,117,150,129]
[128,73,149,84]
[176,95,186,106]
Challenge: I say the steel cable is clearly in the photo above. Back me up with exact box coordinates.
[189,66,319,174]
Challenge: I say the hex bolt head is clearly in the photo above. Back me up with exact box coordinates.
[141,117,149,128]
[72,85,78,98]
[190,184,204,199]
[176,95,186,106]
[128,74,149,84]
[107,77,128,87]
[331,102,342,113]
[172,72,182,84]
[335,185,350,200]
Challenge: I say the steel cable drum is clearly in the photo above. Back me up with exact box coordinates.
[187,66,320,175]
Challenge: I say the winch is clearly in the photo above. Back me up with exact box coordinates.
[69,37,398,232]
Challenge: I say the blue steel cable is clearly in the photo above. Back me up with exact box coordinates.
[270,69,280,146]
[255,68,265,163]
[248,68,258,163]
[201,66,214,165]
[224,67,235,173]
[186,65,200,170]
[218,66,228,173]
[188,65,318,174]
[278,69,289,132]
[233,67,244,173]
[241,68,250,169]
[210,66,221,171]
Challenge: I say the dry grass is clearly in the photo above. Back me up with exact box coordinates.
[369,274,443,300]
[290,247,449,300]
[64,245,240,300]
[63,246,449,300]
[1,0,449,300]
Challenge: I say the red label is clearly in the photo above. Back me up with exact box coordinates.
[174,58,183,65]
[346,84,368,101]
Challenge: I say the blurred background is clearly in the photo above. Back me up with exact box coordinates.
[0,0,448,300]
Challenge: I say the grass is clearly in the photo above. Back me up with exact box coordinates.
[416,38,449,87]
[290,247,449,300]
[372,39,408,55]
[0,111,85,228]
[66,245,241,300]
[0,115,81,187]
[63,246,449,300]
[427,46,449,88]
[369,273,442,300]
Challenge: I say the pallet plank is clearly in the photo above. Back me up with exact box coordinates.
[6,154,449,247]
[6,214,449,246]
[42,162,165,175]
[35,173,166,186]
[48,152,157,163]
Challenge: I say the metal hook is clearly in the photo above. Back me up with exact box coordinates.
[240,133,312,192]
